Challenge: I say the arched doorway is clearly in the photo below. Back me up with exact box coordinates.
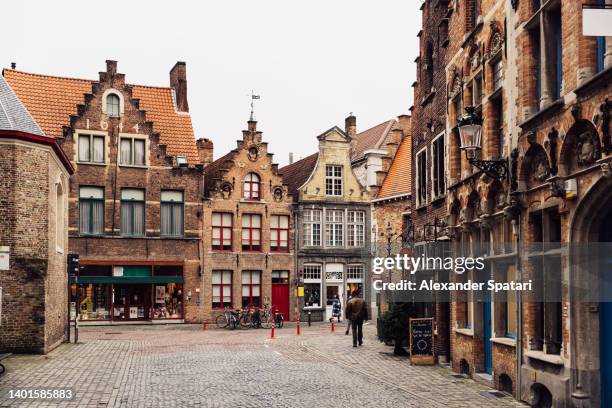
[570,175,612,407]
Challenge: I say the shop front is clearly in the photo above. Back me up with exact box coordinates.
[70,263,185,324]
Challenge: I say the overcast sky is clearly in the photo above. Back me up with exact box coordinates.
[2,0,419,166]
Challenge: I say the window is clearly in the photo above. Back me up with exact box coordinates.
[303,264,322,308]
[596,0,606,73]
[325,165,342,196]
[468,0,479,31]
[160,190,184,237]
[272,271,289,284]
[325,210,344,247]
[453,96,463,125]
[270,215,289,252]
[56,183,64,251]
[212,271,232,309]
[303,209,322,246]
[120,137,146,166]
[492,96,504,158]
[212,213,232,251]
[78,134,105,163]
[120,189,145,237]
[505,265,517,338]
[79,186,104,235]
[241,271,261,308]
[106,94,120,117]
[472,75,483,107]
[347,211,365,247]
[493,60,503,91]
[241,214,262,251]
[531,5,563,110]
[432,135,445,199]
[243,173,260,200]
[347,264,364,280]
[416,149,427,206]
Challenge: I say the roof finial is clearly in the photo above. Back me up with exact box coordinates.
[249,90,260,121]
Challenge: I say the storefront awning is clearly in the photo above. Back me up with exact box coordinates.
[69,276,184,285]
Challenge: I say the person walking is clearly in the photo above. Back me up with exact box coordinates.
[332,295,342,323]
[345,289,368,347]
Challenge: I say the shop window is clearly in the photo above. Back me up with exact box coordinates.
[241,270,261,308]
[56,182,64,252]
[212,212,232,251]
[416,148,427,206]
[241,214,262,251]
[113,285,149,320]
[153,283,183,319]
[106,94,120,117]
[212,270,232,309]
[79,186,104,235]
[78,133,105,164]
[119,137,146,166]
[120,189,145,237]
[347,210,365,247]
[73,284,111,321]
[272,271,289,284]
[325,210,344,247]
[325,165,343,196]
[303,209,322,246]
[270,215,289,252]
[432,134,445,199]
[303,264,322,308]
[243,172,260,200]
[160,190,184,237]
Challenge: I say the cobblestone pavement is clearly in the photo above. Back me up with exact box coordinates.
[0,323,527,407]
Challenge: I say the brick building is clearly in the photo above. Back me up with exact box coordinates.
[512,1,612,406]
[281,116,372,322]
[3,61,207,324]
[443,0,521,396]
[371,115,412,318]
[201,120,295,322]
[410,0,453,365]
[0,75,73,353]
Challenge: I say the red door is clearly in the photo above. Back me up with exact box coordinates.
[271,284,290,321]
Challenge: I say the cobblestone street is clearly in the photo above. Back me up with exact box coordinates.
[0,323,526,407]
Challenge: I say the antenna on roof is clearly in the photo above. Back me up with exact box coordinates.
[249,90,260,121]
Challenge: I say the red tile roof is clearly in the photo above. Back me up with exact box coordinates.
[279,153,319,196]
[2,69,198,163]
[377,133,412,199]
[351,119,397,162]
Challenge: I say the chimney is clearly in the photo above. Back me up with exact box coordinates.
[196,138,214,166]
[289,152,294,165]
[170,61,189,112]
[106,60,117,76]
[345,114,357,138]
[10,62,16,70]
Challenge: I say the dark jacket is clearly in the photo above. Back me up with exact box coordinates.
[345,297,368,321]
[332,299,341,316]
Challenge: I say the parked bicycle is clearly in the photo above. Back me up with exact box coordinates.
[215,307,249,329]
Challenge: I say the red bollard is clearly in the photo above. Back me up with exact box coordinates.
[331,319,335,334]
[296,319,301,336]
[271,323,275,339]
[203,321,207,332]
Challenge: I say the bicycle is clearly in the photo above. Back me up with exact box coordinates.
[215,307,242,330]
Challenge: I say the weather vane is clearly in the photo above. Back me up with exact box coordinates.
[249,90,260,121]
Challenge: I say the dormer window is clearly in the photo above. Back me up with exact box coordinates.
[243,172,261,200]
[176,156,188,167]
[106,94,120,117]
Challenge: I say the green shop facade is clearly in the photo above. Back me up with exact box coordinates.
[70,261,185,323]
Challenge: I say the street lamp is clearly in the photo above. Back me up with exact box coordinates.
[457,106,509,181]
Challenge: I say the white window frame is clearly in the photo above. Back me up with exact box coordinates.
[303,264,323,309]
[347,210,365,247]
[119,133,148,167]
[325,209,344,247]
[430,132,445,200]
[76,130,108,165]
[416,146,428,207]
[325,165,343,196]
[101,89,125,117]
[347,264,364,282]
[303,209,322,247]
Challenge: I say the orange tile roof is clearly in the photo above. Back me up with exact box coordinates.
[2,69,198,163]
[377,133,412,199]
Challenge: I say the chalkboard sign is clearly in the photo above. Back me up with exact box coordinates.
[409,318,435,365]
